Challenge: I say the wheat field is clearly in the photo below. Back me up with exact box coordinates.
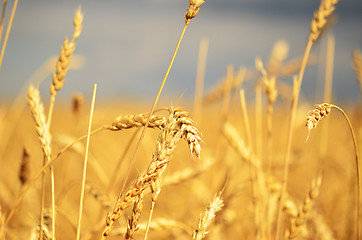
[1,1,362,240]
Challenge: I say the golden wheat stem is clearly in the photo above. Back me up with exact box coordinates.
[319,35,335,163]
[76,84,97,240]
[193,38,209,123]
[144,201,155,240]
[0,0,7,45]
[275,36,313,240]
[255,82,263,164]
[0,0,17,71]
[240,89,260,238]
[117,20,190,208]
[106,129,140,194]
[4,126,104,227]
[47,95,56,127]
[215,65,234,160]
[39,162,45,240]
[330,104,360,239]
[277,1,339,235]
[192,193,224,240]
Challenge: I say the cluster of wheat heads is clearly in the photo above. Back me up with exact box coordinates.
[0,0,362,240]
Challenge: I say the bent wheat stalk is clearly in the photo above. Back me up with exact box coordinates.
[305,103,360,239]
[275,1,338,238]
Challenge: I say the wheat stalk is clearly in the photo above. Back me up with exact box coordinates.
[76,84,97,240]
[286,176,322,239]
[0,0,7,47]
[27,85,55,239]
[19,147,30,186]
[192,193,224,240]
[275,1,338,238]
[105,114,166,131]
[120,3,205,227]
[0,204,4,240]
[47,7,83,125]
[125,193,144,240]
[27,86,52,163]
[4,126,105,227]
[310,0,338,42]
[101,108,202,239]
[305,103,361,238]
[0,0,18,71]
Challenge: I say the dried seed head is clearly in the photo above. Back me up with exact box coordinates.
[185,0,205,22]
[72,92,85,114]
[255,57,278,105]
[27,85,52,161]
[310,0,338,42]
[306,103,331,131]
[50,7,83,96]
[73,7,84,41]
[19,147,30,185]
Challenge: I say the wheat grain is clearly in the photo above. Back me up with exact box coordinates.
[105,114,166,131]
[19,147,30,186]
[101,108,202,239]
[306,103,331,131]
[286,176,322,239]
[125,193,144,240]
[27,85,52,162]
[310,0,338,42]
[255,57,278,106]
[50,7,83,96]
[192,193,224,240]
[185,0,205,22]
[72,93,85,115]
[222,122,252,164]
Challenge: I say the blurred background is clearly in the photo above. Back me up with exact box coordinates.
[0,0,361,104]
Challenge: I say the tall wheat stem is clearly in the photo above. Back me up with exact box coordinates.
[330,104,360,239]
[118,20,190,205]
[274,36,313,240]
[0,0,17,71]
[0,0,7,45]
[240,89,260,239]
[76,84,97,240]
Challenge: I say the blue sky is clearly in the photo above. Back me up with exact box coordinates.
[0,0,361,103]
